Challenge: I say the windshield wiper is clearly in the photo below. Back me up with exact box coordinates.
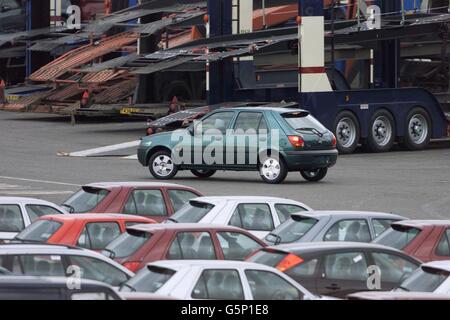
[397,285,410,292]
[102,248,116,259]
[295,128,324,137]
[167,217,178,223]
[120,283,136,292]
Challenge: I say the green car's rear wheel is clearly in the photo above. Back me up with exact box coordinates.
[259,155,288,184]
[191,169,216,178]
[300,168,328,182]
[148,150,178,179]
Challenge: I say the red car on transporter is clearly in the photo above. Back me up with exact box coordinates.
[373,220,450,262]
[102,223,267,272]
[61,182,203,222]
[15,214,155,251]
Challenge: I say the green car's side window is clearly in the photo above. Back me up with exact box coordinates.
[195,112,235,135]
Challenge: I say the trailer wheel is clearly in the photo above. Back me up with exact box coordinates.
[403,107,431,150]
[334,111,360,154]
[367,110,395,152]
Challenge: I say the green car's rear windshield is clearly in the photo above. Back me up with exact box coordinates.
[282,111,328,134]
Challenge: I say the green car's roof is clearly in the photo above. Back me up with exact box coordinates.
[224,106,309,114]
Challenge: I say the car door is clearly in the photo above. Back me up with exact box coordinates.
[76,222,121,251]
[228,203,275,239]
[122,189,169,222]
[228,111,268,168]
[166,231,217,260]
[283,256,321,294]
[192,111,236,169]
[316,251,370,298]
[215,231,264,260]
[366,250,419,291]
[322,219,372,242]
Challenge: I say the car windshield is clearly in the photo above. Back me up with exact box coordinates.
[120,266,175,293]
[15,220,62,242]
[62,187,109,213]
[373,226,421,250]
[168,201,215,223]
[265,216,318,244]
[396,267,450,292]
[102,230,151,259]
[282,112,328,134]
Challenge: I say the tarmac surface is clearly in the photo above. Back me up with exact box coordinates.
[0,111,449,219]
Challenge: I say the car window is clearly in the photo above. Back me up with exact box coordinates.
[436,229,450,256]
[233,112,263,133]
[1,0,19,9]
[195,112,235,135]
[19,255,65,277]
[274,204,307,224]
[170,201,214,223]
[373,226,421,250]
[16,220,62,242]
[68,255,129,287]
[167,189,199,212]
[372,219,398,238]
[77,222,121,250]
[192,269,244,300]
[245,270,302,300]
[217,232,262,260]
[121,266,175,293]
[25,205,63,222]
[167,232,216,260]
[229,204,274,231]
[282,111,328,133]
[123,189,167,217]
[0,204,24,232]
[371,252,417,283]
[286,259,318,278]
[323,252,368,281]
[0,255,23,274]
[103,230,151,259]
[71,292,118,300]
[265,216,318,244]
[324,219,371,242]
[63,187,109,213]
[396,267,450,293]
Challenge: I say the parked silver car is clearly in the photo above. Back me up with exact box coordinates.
[0,244,134,287]
[0,197,67,240]
[265,211,406,245]
[119,260,332,300]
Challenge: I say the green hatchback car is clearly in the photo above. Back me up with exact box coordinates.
[138,105,338,184]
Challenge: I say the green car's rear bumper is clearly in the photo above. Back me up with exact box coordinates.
[283,149,338,170]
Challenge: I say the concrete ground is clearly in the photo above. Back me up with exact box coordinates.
[0,111,449,219]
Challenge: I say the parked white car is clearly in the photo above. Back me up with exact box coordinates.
[120,260,323,300]
[394,260,450,294]
[166,196,312,238]
[0,197,67,240]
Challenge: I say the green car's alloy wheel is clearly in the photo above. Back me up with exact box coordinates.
[149,151,178,179]
[191,169,216,178]
[259,155,288,184]
[300,168,328,182]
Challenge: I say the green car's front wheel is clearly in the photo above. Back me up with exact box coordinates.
[259,155,288,184]
[148,151,178,179]
[191,169,216,178]
[300,168,328,182]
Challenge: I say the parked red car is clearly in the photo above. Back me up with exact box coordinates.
[373,220,450,262]
[61,182,203,222]
[15,214,155,251]
[102,223,267,272]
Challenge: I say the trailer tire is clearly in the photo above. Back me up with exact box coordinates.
[334,111,360,154]
[403,107,431,151]
[367,109,395,152]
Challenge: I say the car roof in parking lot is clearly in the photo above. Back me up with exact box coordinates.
[229,106,308,114]
[83,182,195,189]
[290,210,406,219]
[148,259,279,271]
[190,196,307,203]
[127,223,244,233]
[41,213,152,222]
[0,197,60,205]
[263,241,409,255]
